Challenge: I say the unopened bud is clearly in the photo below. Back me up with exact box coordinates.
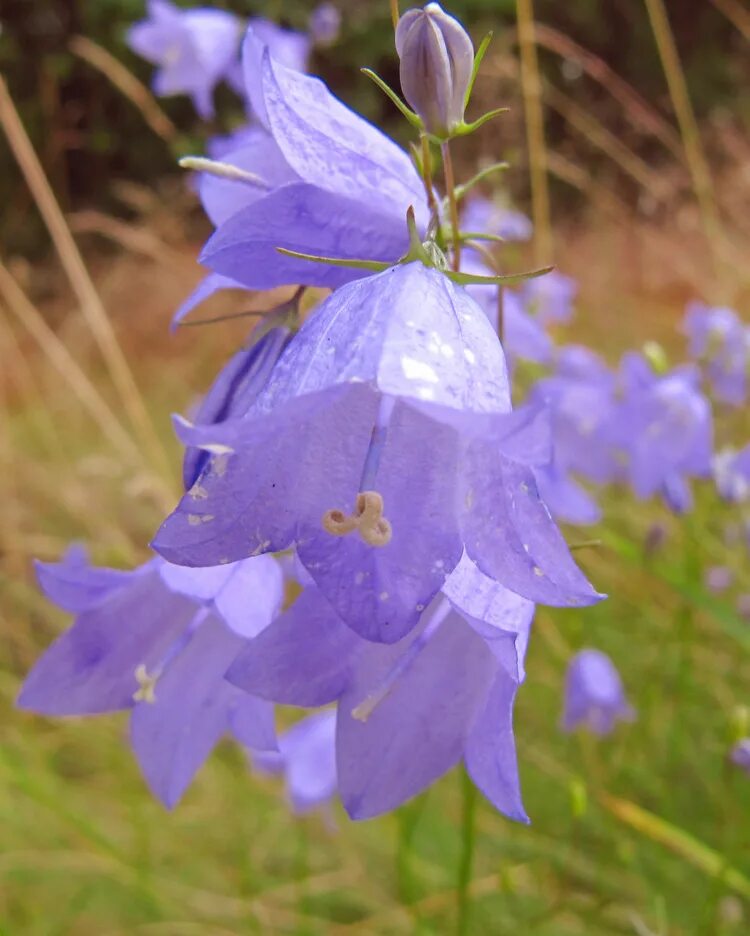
[395,3,474,137]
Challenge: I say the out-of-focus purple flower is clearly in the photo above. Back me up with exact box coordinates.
[462,253,553,365]
[18,545,283,807]
[528,345,619,525]
[154,263,602,645]
[714,444,750,504]
[730,738,750,774]
[605,353,713,513]
[226,17,311,99]
[395,2,475,137]
[562,649,634,736]
[705,565,733,593]
[684,302,749,407]
[309,4,342,46]
[189,25,428,296]
[229,556,535,820]
[461,197,533,242]
[738,594,750,621]
[520,271,578,326]
[127,0,241,119]
[253,710,338,814]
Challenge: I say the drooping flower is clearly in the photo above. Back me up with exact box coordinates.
[460,195,532,243]
[228,555,534,820]
[154,262,602,645]
[253,710,338,814]
[605,353,713,513]
[127,0,241,119]
[18,545,283,807]
[713,444,750,504]
[309,4,342,47]
[189,25,429,296]
[529,346,619,524]
[395,2,475,138]
[738,594,750,622]
[562,649,634,736]
[684,302,749,407]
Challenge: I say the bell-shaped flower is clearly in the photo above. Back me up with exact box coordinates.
[226,17,311,99]
[185,25,429,300]
[227,555,534,820]
[704,565,733,593]
[684,302,749,407]
[18,545,283,807]
[127,0,241,118]
[396,3,475,137]
[253,710,338,814]
[528,346,619,525]
[562,649,634,736]
[730,739,750,775]
[154,262,602,645]
[606,353,713,512]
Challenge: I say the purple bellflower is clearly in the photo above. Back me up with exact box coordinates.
[187,25,429,299]
[460,196,533,243]
[154,262,602,646]
[528,346,619,525]
[396,3,475,138]
[229,555,534,820]
[606,353,713,513]
[253,709,338,814]
[127,0,241,119]
[684,302,749,407]
[562,648,635,736]
[18,545,283,807]
[704,565,733,593]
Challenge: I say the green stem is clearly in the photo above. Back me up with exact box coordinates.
[390,0,400,29]
[420,134,439,221]
[456,769,478,936]
[441,140,461,272]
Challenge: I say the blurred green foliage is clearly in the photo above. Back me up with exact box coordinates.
[0,0,744,255]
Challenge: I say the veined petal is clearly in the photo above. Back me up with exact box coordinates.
[18,568,194,716]
[130,615,246,808]
[462,446,603,607]
[227,586,358,707]
[228,694,277,752]
[34,546,134,613]
[465,669,529,823]
[337,610,495,820]
[298,401,463,643]
[152,384,379,567]
[200,183,412,291]
[172,272,245,331]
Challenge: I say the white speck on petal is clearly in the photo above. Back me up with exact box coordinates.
[401,356,439,383]
[464,349,476,364]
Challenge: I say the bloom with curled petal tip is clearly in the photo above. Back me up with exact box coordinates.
[252,710,338,814]
[396,3,475,137]
[562,649,635,736]
[127,0,241,119]
[191,26,428,294]
[684,302,749,407]
[18,545,283,808]
[228,556,534,821]
[309,4,342,47]
[226,17,311,99]
[154,263,602,646]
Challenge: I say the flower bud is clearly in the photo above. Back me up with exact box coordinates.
[395,3,474,137]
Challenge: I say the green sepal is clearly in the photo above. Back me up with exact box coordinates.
[458,232,506,245]
[454,107,510,137]
[275,246,390,272]
[464,31,493,109]
[454,161,510,201]
[447,265,553,287]
[360,69,423,131]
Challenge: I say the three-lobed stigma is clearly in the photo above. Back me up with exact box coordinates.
[322,490,393,547]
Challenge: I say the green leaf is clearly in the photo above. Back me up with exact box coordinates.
[464,31,494,109]
[448,265,553,286]
[360,69,423,130]
[275,247,390,272]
